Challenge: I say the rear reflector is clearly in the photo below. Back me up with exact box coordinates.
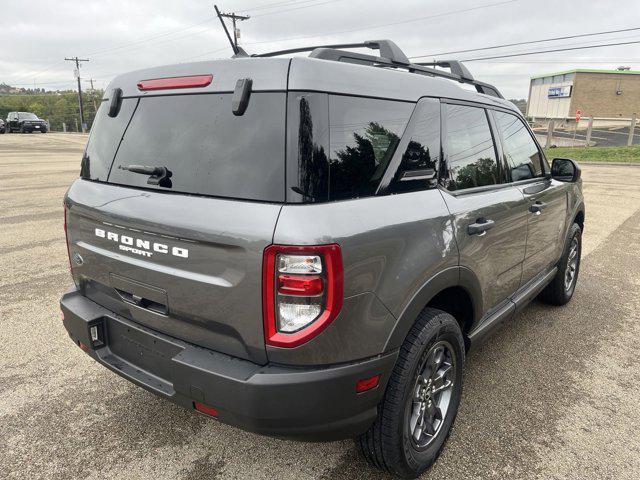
[356,375,380,393]
[194,401,218,417]
[78,341,90,352]
[137,74,213,91]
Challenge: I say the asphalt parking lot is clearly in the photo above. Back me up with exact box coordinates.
[2,133,640,480]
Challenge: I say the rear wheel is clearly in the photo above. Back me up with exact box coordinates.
[357,308,464,479]
[539,222,582,305]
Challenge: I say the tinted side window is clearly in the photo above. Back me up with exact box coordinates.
[390,98,441,194]
[444,105,499,191]
[494,111,543,181]
[328,96,413,201]
[286,92,329,203]
[81,99,138,181]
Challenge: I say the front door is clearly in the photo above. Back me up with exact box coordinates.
[440,103,529,315]
[492,110,567,284]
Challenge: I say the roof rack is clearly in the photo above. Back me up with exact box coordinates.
[251,39,503,99]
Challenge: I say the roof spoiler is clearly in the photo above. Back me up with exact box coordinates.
[249,39,503,99]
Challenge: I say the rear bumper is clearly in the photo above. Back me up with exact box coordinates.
[60,287,397,441]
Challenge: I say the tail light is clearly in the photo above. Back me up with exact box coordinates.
[263,244,343,348]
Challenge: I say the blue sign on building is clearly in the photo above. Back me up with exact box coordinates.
[548,86,572,98]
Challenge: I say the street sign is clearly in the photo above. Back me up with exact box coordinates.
[575,109,582,122]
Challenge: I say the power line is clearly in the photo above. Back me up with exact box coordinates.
[251,0,342,17]
[409,26,640,59]
[238,0,328,13]
[245,0,519,47]
[461,39,640,62]
[83,19,216,57]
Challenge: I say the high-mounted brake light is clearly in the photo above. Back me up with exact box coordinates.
[263,244,343,348]
[137,74,213,91]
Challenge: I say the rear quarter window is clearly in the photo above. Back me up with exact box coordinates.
[327,96,414,201]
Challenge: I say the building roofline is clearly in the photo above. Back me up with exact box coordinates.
[530,68,640,80]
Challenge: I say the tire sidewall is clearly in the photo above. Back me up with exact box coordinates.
[398,314,465,477]
[560,224,582,301]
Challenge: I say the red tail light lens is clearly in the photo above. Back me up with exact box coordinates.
[137,74,213,91]
[277,275,323,296]
[194,401,218,417]
[356,375,380,393]
[263,244,343,348]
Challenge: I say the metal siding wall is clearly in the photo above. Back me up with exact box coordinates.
[527,75,574,119]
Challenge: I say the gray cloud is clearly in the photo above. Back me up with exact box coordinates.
[2,0,640,98]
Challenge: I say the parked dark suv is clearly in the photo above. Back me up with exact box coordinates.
[5,111,48,133]
[60,40,584,478]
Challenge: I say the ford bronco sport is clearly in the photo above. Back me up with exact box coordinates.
[60,40,584,478]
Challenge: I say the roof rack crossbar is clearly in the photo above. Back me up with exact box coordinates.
[415,60,475,82]
[252,39,503,99]
[254,40,410,65]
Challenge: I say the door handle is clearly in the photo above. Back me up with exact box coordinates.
[529,201,548,215]
[467,218,495,236]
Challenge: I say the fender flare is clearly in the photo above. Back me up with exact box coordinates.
[383,266,484,351]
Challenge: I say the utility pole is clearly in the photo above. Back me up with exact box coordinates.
[65,56,90,132]
[217,8,249,49]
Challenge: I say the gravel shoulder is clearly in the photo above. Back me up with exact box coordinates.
[1,133,640,480]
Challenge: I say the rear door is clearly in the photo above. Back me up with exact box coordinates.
[492,110,567,284]
[65,67,289,364]
[439,102,529,315]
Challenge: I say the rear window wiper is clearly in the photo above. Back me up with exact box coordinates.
[118,164,172,187]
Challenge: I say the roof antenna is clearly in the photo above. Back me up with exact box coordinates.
[214,4,248,57]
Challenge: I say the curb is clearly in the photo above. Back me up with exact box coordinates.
[579,162,640,167]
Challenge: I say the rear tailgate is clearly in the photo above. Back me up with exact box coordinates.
[64,58,290,364]
[66,182,279,364]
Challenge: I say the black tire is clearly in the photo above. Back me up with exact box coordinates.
[357,308,464,479]
[539,222,582,306]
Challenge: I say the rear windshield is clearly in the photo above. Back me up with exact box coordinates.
[83,93,286,202]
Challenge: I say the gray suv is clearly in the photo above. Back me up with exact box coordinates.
[60,40,584,478]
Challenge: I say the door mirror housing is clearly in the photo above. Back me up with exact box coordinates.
[551,157,581,183]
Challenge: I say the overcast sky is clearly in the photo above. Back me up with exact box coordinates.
[2,0,640,98]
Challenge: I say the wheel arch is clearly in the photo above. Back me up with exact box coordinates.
[384,266,484,352]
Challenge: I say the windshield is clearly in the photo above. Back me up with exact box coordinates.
[18,113,38,120]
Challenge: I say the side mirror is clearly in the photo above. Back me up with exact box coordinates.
[551,158,581,183]
[12,117,18,121]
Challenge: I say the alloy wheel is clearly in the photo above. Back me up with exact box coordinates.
[409,341,456,450]
[564,236,579,291]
